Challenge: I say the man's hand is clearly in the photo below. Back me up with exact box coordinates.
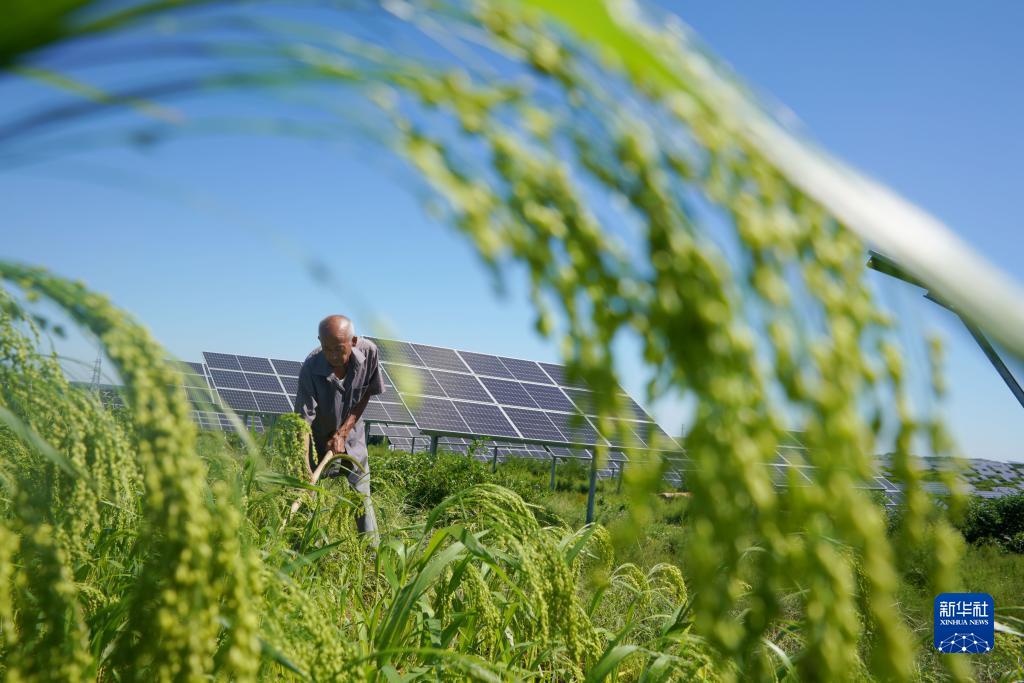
[327,427,348,455]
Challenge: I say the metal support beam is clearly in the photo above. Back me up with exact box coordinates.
[616,461,625,494]
[868,250,1024,412]
[429,434,438,456]
[491,445,499,473]
[266,414,278,448]
[960,318,1024,411]
[549,453,558,491]
[585,451,599,525]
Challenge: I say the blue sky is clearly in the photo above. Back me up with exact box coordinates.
[2,2,1022,461]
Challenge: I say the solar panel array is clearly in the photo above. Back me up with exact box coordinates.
[203,352,303,415]
[81,350,1021,504]
[370,338,677,451]
[201,351,414,425]
[368,423,637,480]
[78,378,264,433]
[191,340,682,484]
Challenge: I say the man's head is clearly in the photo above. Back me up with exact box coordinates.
[318,315,357,372]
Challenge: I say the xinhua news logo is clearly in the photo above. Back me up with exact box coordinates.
[934,593,994,654]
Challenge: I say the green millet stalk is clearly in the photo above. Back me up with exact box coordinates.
[0,265,261,681]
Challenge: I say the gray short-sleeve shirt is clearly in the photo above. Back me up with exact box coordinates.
[294,336,384,470]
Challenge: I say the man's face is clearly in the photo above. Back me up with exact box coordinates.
[320,331,355,372]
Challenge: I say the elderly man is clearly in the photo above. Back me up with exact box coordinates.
[295,315,383,539]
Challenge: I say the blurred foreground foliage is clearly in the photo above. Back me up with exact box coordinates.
[2,0,1021,680]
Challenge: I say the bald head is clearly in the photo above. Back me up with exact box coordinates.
[319,314,354,341]
[318,315,357,373]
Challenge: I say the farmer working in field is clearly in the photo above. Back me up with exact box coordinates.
[295,314,383,540]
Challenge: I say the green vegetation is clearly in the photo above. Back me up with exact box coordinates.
[0,268,1021,680]
[392,445,1024,682]
[957,495,1024,554]
[4,0,1024,680]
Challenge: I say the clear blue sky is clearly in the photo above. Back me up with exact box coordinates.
[1,2,1022,461]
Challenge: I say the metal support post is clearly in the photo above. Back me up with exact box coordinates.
[549,454,557,491]
[266,414,278,448]
[868,249,1024,411]
[364,420,371,445]
[429,434,438,456]
[491,445,499,473]
[585,452,599,525]
[616,461,625,494]
[961,320,1024,410]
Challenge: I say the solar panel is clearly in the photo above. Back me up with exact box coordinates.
[503,407,564,443]
[498,356,551,384]
[618,394,650,421]
[457,351,514,378]
[372,338,423,366]
[439,436,471,454]
[244,373,284,393]
[186,386,218,407]
[377,384,401,403]
[369,424,416,438]
[452,401,519,438]
[253,392,292,414]
[182,372,208,388]
[411,344,470,373]
[218,389,258,412]
[204,352,241,371]
[361,402,391,422]
[632,421,675,449]
[200,340,673,449]
[522,383,575,413]
[191,411,265,434]
[537,362,567,385]
[537,361,590,389]
[237,355,275,374]
[201,350,415,424]
[383,402,413,423]
[496,442,550,460]
[279,376,299,395]
[563,388,595,415]
[209,369,249,390]
[385,364,445,397]
[874,476,898,491]
[563,389,649,422]
[374,342,675,450]
[271,359,302,376]
[548,446,592,459]
[479,377,539,408]
[550,412,603,445]
[432,370,491,402]
[406,397,469,432]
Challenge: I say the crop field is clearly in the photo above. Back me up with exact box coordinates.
[0,279,1021,680]
[4,1,1024,681]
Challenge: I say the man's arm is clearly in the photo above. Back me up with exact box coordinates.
[338,391,373,438]
[326,345,384,452]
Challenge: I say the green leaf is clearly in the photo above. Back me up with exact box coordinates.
[281,540,344,574]
[586,644,642,683]
[256,469,336,493]
[259,636,308,678]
